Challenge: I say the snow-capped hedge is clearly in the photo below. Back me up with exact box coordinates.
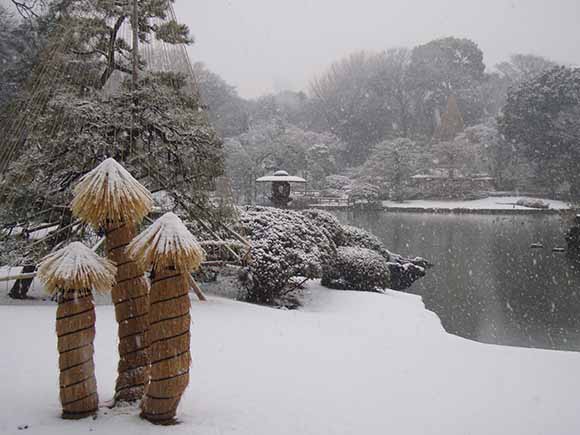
[339,224,392,259]
[239,206,336,303]
[300,209,344,245]
[327,222,430,291]
[321,247,390,292]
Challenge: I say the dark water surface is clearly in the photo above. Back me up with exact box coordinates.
[333,211,580,351]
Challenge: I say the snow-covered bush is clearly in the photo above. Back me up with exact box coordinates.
[336,224,430,291]
[300,209,345,245]
[339,225,391,259]
[321,247,390,292]
[239,206,336,304]
[236,206,429,305]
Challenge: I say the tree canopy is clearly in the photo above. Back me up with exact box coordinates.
[499,66,580,197]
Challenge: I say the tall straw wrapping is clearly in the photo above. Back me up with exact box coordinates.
[128,212,205,423]
[38,242,116,419]
[71,158,153,403]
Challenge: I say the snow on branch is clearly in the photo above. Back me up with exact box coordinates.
[38,242,117,295]
[72,158,153,227]
[128,212,205,272]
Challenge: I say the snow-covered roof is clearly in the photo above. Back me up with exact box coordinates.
[37,242,117,294]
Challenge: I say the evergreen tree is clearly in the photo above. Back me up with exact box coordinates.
[498,66,580,198]
[0,1,223,269]
[408,37,486,134]
[359,138,420,200]
[2,73,222,225]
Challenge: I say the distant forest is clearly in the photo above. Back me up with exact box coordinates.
[193,37,580,202]
[2,1,580,203]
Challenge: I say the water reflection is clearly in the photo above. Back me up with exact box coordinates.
[334,211,580,351]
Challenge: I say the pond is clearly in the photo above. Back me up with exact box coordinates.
[333,211,580,352]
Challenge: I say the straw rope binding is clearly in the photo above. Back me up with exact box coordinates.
[128,212,204,424]
[38,242,117,419]
[105,222,151,403]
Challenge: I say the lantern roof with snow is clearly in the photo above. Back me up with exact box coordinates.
[256,170,306,183]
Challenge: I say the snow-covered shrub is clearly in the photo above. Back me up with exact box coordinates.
[336,224,430,291]
[236,206,429,304]
[300,209,344,245]
[321,247,390,292]
[339,225,392,259]
[239,206,336,304]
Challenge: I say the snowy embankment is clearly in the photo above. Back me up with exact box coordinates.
[1,281,579,435]
[383,196,572,213]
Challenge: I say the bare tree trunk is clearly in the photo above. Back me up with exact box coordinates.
[8,264,36,299]
[105,222,150,403]
[57,289,99,419]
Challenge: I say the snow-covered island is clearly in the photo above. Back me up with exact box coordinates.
[382,196,572,213]
[1,281,578,435]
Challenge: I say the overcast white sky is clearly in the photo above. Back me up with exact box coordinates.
[174,0,580,99]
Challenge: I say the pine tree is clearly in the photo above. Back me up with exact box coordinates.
[0,1,223,292]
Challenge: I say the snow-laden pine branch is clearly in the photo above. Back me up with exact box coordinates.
[128,212,205,272]
[38,242,117,294]
[72,158,153,227]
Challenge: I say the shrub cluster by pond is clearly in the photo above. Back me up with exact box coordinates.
[238,207,431,304]
[321,247,391,291]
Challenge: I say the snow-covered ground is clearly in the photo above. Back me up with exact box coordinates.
[1,281,579,435]
[383,196,572,210]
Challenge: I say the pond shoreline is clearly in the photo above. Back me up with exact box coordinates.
[309,196,575,215]
[314,204,573,215]
[332,210,580,352]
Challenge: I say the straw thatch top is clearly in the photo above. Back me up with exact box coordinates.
[127,212,205,272]
[72,158,153,227]
[38,242,117,295]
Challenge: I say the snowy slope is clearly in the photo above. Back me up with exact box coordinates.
[1,282,579,435]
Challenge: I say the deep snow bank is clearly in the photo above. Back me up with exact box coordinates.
[0,282,579,435]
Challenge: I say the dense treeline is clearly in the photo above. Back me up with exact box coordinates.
[1,2,578,201]
[192,37,573,201]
